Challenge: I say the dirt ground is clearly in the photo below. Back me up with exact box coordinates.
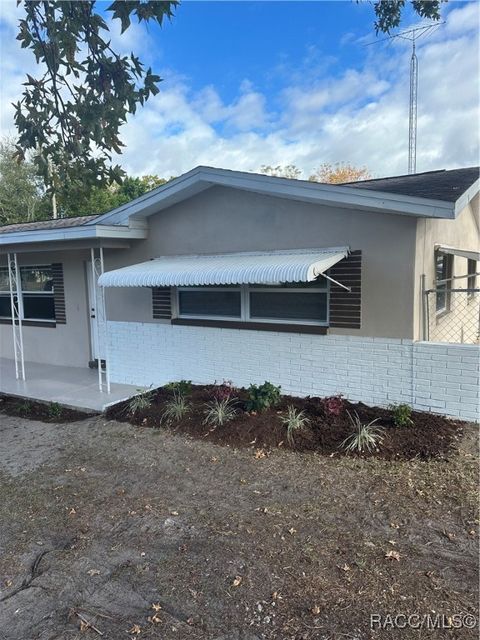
[0,413,478,640]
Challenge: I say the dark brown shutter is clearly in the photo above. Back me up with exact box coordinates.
[152,287,172,319]
[51,263,66,324]
[328,250,361,329]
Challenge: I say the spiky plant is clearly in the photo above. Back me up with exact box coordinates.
[203,397,237,428]
[162,391,190,424]
[128,389,153,415]
[341,411,384,454]
[280,405,311,447]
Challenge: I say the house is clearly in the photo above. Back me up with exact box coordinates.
[0,166,479,419]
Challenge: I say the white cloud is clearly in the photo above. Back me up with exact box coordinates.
[0,2,478,179]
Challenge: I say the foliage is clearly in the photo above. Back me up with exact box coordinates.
[203,397,238,428]
[322,395,345,417]
[165,380,193,396]
[0,139,44,225]
[162,391,190,424]
[246,381,281,413]
[341,411,384,453]
[14,0,178,194]
[47,402,63,420]
[371,1,444,34]
[280,405,311,447]
[309,163,371,184]
[389,403,414,427]
[16,400,33,416]
[209,380,237,402]
[258,165,303,180]
[128,389,153,415]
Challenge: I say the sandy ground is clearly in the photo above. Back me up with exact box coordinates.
[0,413,478,640]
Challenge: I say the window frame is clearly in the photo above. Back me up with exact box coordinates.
[175,280,330,327]
[467,259,477,298]
[0,264,56,324]
[434,251,453,316]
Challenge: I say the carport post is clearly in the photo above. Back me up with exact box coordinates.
[90,247,110,394]
[7,252,25,380]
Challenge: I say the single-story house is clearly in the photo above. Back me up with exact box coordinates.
[1,166,479,419]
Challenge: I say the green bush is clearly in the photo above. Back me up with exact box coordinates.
[389,403,414,427]
[48,402,63,420]
[165,380,193,395]
[246,381,281,412]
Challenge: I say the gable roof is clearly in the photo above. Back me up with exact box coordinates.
[91,165,466,228]
[341,167,479,202]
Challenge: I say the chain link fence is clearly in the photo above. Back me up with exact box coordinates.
[424,288,480,344]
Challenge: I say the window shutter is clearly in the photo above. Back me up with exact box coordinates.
[51,263,66,324]
[152,287,172,319]
[328,250,361,329]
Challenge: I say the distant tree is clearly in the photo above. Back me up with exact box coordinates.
[14,1,178,198]
[0,139,44,226]
[259,165,303,179]
[308,163,371,184]
[371,0,445,34]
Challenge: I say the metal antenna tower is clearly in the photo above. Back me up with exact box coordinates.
[366,22,445,174]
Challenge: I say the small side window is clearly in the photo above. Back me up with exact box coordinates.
[435,252,453,315]
[467,259,477,297]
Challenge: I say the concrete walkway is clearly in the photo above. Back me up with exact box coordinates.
[0,358,138,412]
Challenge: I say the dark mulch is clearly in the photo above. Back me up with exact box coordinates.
[106,386,465,461]
[0,394,90,424]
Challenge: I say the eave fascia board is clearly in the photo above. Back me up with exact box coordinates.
[454,177,480,217]
[91,165,455,226]
[0,224,147,247]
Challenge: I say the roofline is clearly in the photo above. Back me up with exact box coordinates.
[0,223,147,248]
[91,166,456,226]
[454,177,480,216]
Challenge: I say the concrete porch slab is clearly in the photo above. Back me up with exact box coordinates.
[0,358,138,412]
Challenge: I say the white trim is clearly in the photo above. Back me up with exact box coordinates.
[92,166,456,227]
[0,223,147,247]
[454,177,480,216]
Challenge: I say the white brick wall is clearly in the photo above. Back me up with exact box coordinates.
[106,322,480,421]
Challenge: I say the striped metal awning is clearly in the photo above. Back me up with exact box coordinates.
[435,244,480,262]
[98,247,349,288]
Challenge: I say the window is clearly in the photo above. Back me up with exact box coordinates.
[435,252,453,314]
[176,278,328,325]
[467,259,477,297]
[0,265,55,322]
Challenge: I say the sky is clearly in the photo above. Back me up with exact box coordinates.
[0,0,479,180]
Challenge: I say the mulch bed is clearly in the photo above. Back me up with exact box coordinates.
[106,385,466,461]
[0,394,90,424]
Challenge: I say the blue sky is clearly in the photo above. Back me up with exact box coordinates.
[1,1,479,178]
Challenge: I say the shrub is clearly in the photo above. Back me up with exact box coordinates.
[209,380,237,402]
[203,397,237,427]
[389,403,414,427]
[322,395,345,417]
[246,381,281,412]
[48,402,63,420]
[128,389,153,415]
[162,391,190,424]
[16,400,33,416]
[280,405,310,447]
[165,380,193,396]
[340,411,384,454]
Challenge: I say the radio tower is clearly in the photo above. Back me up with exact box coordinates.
[366,22,445,174]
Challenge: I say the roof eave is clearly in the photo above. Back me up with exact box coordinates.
[0,224,147,248]
[454,177,480,216]
[91,166,455,226]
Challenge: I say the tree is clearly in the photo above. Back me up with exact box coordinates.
[14,1,178,195]
[259,165,303,179]
[0,139,44,226]
[372,1,445,34]
[309,163,371,184]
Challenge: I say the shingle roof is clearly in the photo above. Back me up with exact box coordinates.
[0,214,101,235]
[341,167,479,202]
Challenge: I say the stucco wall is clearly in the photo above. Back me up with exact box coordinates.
[0,250,92,367]
[104,185,418,339]
[414,195,480,341]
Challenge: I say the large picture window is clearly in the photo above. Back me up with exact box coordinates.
[435,252,453,314]
[176,279,328,326]
[0,265,55,322]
